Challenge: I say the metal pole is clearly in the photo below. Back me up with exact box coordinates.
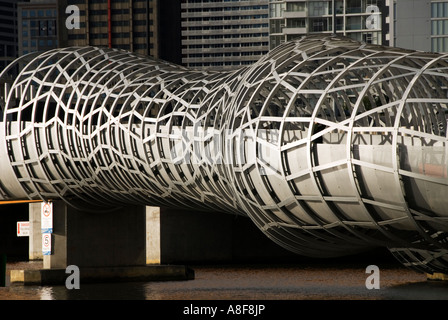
[0,254,6,287]
[332,0,337,35]
[108,0,112,48]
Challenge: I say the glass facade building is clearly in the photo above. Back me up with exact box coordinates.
[269,0,389,50]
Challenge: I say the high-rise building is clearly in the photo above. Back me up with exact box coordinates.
[17,0,58,56]
[181,0,270,71]
[0,0,18,70]
[58,0,158,58]
[269,0,390,50]
[391,0,448,53]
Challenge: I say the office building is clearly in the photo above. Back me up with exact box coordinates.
[181,0,270,70]
[392,0,448,53]
[17,0,58,56]
[58,0,158,58]
[0,0,18,70]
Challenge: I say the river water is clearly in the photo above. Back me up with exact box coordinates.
[2,260,448,301]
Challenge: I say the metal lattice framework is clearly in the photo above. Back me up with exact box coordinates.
[1,36,448,273]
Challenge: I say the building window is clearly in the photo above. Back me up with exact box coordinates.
[39,21,47,36]
[286,2,305,12]
[309,1,329,16]
[432,36,448,52]
[310,18,330,32]
[287,18,305,29]
[270,3,285,18]
[432,2,448,18]
[432,19,448,35]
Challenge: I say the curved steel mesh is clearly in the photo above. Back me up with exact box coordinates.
[1,36,448,270]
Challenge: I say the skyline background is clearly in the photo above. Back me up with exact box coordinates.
[0,0,447,73]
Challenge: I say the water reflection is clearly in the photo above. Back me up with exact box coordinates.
[382,281,448,300]
[38,282,148,300]
[39,287,54,300]
[3,264,448,300]
[30,279,448,300]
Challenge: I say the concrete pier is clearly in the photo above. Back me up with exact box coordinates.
[28,204,43,261]
[40,202,146,269]
[7,201,301,285]
[10,201,195,285]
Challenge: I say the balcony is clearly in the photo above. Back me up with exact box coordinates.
[283,11,306,19]
[283,27,307,35]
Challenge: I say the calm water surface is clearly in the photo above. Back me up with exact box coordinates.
[2,260,448,300]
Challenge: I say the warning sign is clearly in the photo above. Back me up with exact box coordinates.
[41,202,53,233]
[17,221,30,237]
[42,233,51,255]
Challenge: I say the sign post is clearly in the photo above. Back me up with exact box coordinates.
[16,221,30,237]
[41,202,53,234]
[41,202,53,256]
[42,234,52,256]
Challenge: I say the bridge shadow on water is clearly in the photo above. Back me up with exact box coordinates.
[27,268,448,300]
[3,247,448,300]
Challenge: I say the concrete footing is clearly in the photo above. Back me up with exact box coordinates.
[10,265,194,285]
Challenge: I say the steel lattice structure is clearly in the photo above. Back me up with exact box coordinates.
[1,36,448,273]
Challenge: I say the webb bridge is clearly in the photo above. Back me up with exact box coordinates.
[0,36,447,275]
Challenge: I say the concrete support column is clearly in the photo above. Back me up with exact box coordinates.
[28,204,42,260]
[27,202,299,269]
[28,201,147,269]
[146,206,161,264]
